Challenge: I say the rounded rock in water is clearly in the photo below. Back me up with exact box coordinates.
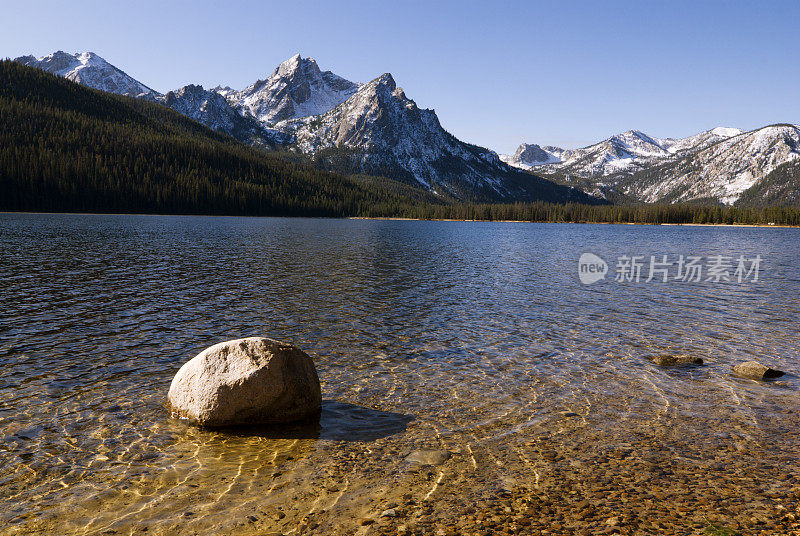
[168,337,321,427]
[732,360,785,381]
[405,449,451,466]
[650,354,703,367]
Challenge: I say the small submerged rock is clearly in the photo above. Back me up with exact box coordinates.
[650,354,704,367]
[733,361,785,380]
[405,449,451,466]
[168,337,321,427]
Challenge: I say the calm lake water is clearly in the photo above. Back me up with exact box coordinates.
[1,214,799,535]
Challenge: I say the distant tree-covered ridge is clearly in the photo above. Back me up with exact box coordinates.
[0,60,432,216]
[405,201,800,226]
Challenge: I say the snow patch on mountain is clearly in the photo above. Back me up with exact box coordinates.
[711,127,744,138]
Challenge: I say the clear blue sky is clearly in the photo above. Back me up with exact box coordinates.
[3,0,799,153]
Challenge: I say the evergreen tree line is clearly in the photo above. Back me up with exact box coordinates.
[400,201,800,226]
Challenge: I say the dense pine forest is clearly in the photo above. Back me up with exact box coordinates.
[2,60,800,225]
[403,202,800,226]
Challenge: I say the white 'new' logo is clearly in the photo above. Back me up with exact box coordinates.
[578,253,608,285]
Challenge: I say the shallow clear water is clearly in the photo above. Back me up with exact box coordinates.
[1,214,799,535]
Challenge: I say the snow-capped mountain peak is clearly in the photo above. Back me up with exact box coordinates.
[211,85,238,99]
[162,84,249,133]
[500,143,565,168]
[14,51,159,98]
[275,53,306,78]
[232,54,360,126]
[610,130,669,157]
[291,71,432,157]
[659,126,744,154]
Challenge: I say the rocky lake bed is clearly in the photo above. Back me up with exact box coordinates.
[2,214,800,535]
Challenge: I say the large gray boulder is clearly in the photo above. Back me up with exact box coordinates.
[168,337,321,427]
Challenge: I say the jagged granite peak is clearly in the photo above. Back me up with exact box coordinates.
[290,72,487,186]
[232,54,360,125]
[14,51,159,98]
[160,84,291,148]
[161,84,250,133]
[211,85,238,99]
[513,144,565,165]
[286,72,596,204]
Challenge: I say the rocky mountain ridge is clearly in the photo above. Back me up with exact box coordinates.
[502,126,800,205]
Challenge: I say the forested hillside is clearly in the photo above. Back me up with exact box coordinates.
[0,60,429,216]
[736,158,800,207]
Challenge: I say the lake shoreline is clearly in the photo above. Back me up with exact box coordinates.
[348,216,800,228]
[3,211,798,227]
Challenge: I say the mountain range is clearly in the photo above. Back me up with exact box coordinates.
[13,51,800,206]
[13,51,592,204]
[501,126,800,205]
